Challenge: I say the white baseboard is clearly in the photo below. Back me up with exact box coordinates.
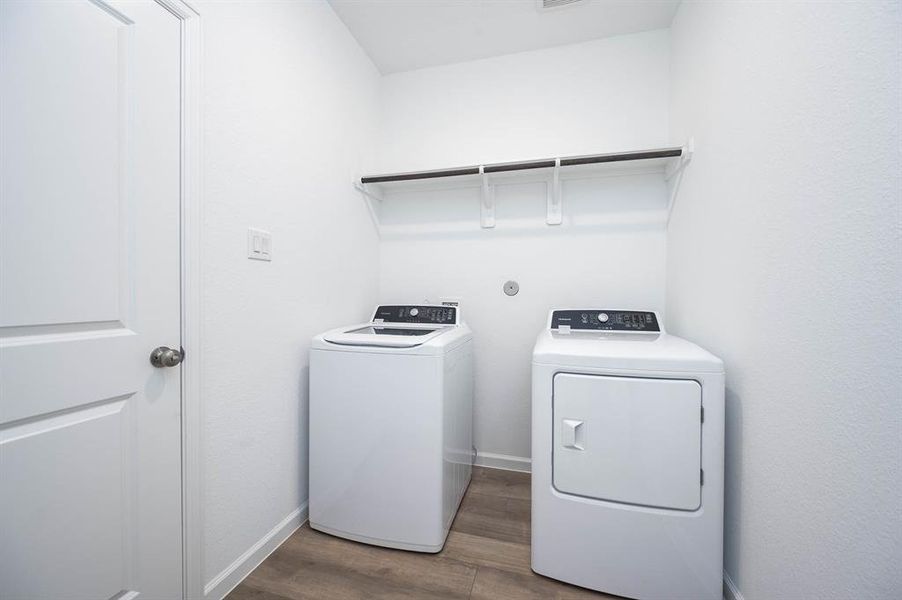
[474,450,531,473]
[204,503,308,600]
[723,570,744,600]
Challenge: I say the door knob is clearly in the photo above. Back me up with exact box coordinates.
[150,346,184,368]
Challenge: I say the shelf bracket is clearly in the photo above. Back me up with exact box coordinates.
[353,181,382,238]
[665,138,694,182]
[546,158,562,225]
[665,138,695,227]
[480,166,495,229]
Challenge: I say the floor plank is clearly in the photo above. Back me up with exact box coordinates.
[451,487,531,545]
[239,525,476,600]
[470,566,617,600]
[227,466,613,599]
[439,531,533,577]
[466,466,530,501]
[227,584,294,600]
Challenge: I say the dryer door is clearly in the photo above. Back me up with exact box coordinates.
[552,373,702,510]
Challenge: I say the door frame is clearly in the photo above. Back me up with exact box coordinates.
[151,0,204,598]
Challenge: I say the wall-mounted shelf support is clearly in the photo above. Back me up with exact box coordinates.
[480,166,495,229]
[353,181,383,238]
[665,138,694,182]
[546,158,562,225]
[665,138,694,226]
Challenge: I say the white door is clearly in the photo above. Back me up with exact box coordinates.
[0,1,183,598]
[553,373,702,511]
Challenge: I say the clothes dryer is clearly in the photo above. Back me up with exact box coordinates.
[532,309,724,599]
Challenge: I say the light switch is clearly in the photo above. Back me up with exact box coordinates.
[247,228,272,261]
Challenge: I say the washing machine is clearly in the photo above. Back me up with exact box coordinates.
[309,304,473,553]
[532,309,724,600]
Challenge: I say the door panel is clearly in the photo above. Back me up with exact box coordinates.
[0,1,182,598]
[0,0,128,328]
[553,373,702,511]
[1,399,133,600]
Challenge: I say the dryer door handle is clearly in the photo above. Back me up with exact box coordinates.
[562,419,585,450]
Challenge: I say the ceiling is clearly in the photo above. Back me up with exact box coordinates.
[328,0,680,74]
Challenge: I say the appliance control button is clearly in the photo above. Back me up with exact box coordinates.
[598,312,609,323]
[409,308,419,317]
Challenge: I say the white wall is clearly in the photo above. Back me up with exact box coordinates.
[377,31,671,463]
[667,2,902,599]
[377,30,670,173]
[198,0,380,593]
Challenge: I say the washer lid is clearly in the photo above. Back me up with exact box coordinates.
[323,324,452,348]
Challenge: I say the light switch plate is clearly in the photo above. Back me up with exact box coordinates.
[247,228,272,261]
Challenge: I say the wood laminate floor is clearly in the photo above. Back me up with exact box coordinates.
[227,467,617,600]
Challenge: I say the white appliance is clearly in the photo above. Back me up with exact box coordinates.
[310,304,474,553]
[532,309,725,600]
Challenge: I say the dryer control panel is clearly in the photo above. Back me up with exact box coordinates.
[373,305,458,325]
[551,310,660,332]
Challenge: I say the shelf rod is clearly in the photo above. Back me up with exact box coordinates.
[361,166,479,184]
[360,146,684,185]
[559,147,682,166]
[484,158,557,174]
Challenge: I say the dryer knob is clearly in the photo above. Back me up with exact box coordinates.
[598,312,609,323]
[409,308,419,317]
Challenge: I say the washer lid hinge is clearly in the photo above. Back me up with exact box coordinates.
[700,406,705,423]
[700,469,705,486]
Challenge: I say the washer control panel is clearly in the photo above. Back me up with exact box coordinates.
[551,309,660,332]
[373,305,458,325]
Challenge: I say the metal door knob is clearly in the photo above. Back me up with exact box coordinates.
[150,346,184,368]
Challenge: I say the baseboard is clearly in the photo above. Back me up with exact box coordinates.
[474,450,531,473]
[204,503,308,600]
[723,570,744,600]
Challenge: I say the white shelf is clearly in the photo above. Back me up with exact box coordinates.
[355,142,693,231]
